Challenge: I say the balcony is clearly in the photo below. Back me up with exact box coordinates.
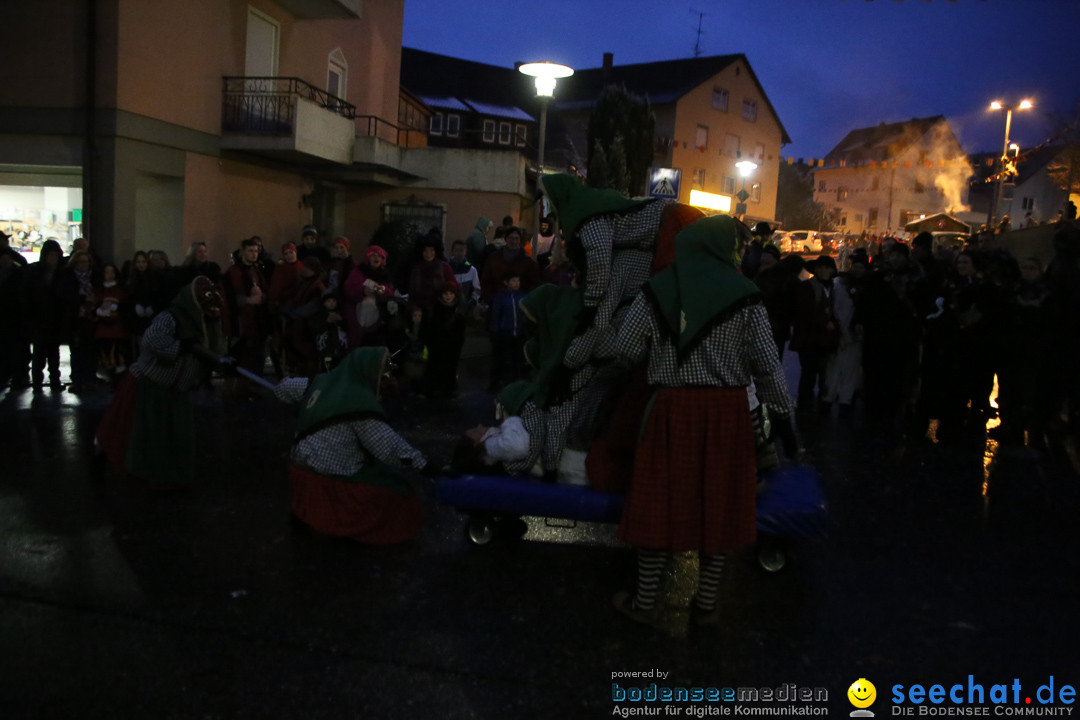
[221,77,356,165]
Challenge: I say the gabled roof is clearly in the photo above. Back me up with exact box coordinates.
[825,116,950,163]
[400,47,791,144]
[554,54,791,144]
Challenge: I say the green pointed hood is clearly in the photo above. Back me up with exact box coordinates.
[295,347,388,440]
[644,215,760,361]
[540,174,654,240]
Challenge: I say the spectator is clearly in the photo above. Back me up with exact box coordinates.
[447,240,480,315]
[423,286,467,399]
[297,225,331,267]
[94,262,131,384]
[789,255,838,414]
[479,226,539,306]
[407,235,458,314]
[344,245,395,348]
[465,216,493,270]
[25,239,66,389]
[488,272,529,392]
[0,251,31,388]
[224,237,271,379]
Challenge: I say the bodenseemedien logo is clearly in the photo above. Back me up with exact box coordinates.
[849,678,877,717]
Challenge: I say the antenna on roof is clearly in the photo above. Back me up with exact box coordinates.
[690,7,708,57]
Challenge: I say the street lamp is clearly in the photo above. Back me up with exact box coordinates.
[735,159,757,221]
[987,99,1033,226]
[518,61,574,173]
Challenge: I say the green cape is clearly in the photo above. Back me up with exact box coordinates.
[295,347,388,440]
[497,380,541,417]
[540,174,654,241]
[644,215,761,361]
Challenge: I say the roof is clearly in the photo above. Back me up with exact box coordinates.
[400,47,791,144]
[824,116,949,163]
[417,96,471,112]
[462,101,534,122]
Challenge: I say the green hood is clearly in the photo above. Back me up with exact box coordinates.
[496,380,541,417]
[168,278,225,356]
[644,215,760,361]
[540,174,654,240]
[295,347,388,440]
[520,283,583,408]
[474,216,492,233]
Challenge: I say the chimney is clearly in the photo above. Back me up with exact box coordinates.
[602,52,613,82]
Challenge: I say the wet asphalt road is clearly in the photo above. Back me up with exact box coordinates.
[1,333,1078,719]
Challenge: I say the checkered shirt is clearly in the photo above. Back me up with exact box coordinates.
[615,294,793,416]
[274,378,427,476]
[577,199,674,307]
[129,311,209,391]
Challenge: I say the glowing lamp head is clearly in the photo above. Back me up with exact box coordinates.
[736,160,758,178]
[518,62,574,98]
[990,100,1003,111]
[1019,99,1033,109]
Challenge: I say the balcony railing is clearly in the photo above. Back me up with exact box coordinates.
[222,76,356,136]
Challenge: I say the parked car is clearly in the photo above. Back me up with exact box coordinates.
[787,230,820,254]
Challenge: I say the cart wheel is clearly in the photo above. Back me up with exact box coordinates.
[757,539,787,572]
[465,515,496,546]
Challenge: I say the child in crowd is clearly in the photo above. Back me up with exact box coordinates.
[344,245,395,348]
[488,272,528,391]
[313,292,348,373]
[95,263,130,381]
[423,286,467,399]
[400,305,427,393]
[447,240,481,317]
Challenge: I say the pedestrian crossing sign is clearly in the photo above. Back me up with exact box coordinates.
[649,168,681,198]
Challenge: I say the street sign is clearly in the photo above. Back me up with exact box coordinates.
[735,202,748,215]
[736,189,750,202]
[649,167,681,198]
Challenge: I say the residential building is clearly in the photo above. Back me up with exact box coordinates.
[0,0,426,266]
[967,145,1076,225]
[812,116,970,236]
[551,52,790,226]
[399,48,790,229]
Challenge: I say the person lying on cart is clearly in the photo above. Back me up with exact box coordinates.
[449,381,544,477]
[611,214,795,626]
[274,346,432,544]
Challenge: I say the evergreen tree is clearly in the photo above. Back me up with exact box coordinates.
[586,84,654,196]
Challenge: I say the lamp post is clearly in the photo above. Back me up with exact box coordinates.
[518,62,574,173]
[987,99,1032,226]
[735,159,757,221]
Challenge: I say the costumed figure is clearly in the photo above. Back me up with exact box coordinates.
[94,277,227,489]
[610,215,794,626]
[274,347,429,544]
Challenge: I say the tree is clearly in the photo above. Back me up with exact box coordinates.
[1043,103,1080,201]
[776,161,831,230]
[586,84,654,196]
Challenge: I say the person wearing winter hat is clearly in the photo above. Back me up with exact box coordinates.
[327,236,354,298]
[297,225,330,267]
[741,222,773,280]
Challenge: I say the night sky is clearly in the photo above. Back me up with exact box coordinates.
[403,0,1080,162]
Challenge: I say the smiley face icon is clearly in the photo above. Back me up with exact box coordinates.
[848,678,877,709]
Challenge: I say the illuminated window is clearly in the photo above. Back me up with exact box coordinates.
[750,182,761,203]
[695,125,709,149]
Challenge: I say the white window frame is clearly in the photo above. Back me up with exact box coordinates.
[750,182,762,203]
[742,99,758,122]
[695,125,709,149]
[514,124,527,147]
[754,143,765,162]
[712,88,729,111]
[327,48,348,102]
[692,168,706,190]
[498,121,512,145]
[482,119,496,143]
[429,112,444,136]
[724,133,740,158]
[722,176,735,195]
[446,114,460,138]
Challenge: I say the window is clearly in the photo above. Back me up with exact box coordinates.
[818,181,826,192]
[692,168,706,190]
[515,124,526,147]
[724,133,740,157]
[722,176,735,195]
[750,182,761,203]
[446,114,460,138]
[742,99,757,122]
[754,143,765,162]
[482,119,496,143]
[868,208,879,227]
[837,187,848,201]
[855,214,864,224]
[839,216,847,227]
[327,48,348,103]
[429,113,444,136]
[1022,197,1034,210]
[498,122,512,145]
[871,176,880,191]
[695,125,709,149]
[712,88,729,111]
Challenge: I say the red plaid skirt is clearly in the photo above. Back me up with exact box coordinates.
[290,466,421,544]
[618,386,757,555]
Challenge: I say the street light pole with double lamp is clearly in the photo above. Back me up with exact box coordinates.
[988,99,1032,227]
